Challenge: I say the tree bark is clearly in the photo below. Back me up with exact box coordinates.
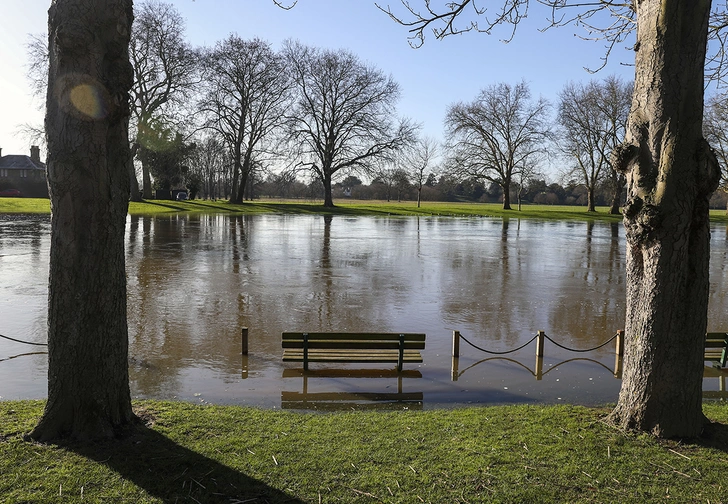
[608,195,621,215]
[141,157,153,199]
[609,170,623,215]
[229,143,243,204]
[128,141,141,201]
[501,176,511,210]
[323,170,334,207]
[608,0,720,438]
[587,186,596,212]
[30,0,136,441]
[128,159,141,201]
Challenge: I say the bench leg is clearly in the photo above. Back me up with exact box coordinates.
[398,333,404,372]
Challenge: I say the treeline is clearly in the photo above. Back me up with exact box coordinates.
[25,1,728,211]
[253,173,619,206]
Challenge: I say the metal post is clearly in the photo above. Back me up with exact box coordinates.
[241,355,248,379]
[535,356,543,380]
[451,355,459,382]
[241,327,249,355]
[615,329,625,357]
[536,330,545,358]
[452,330,460,358]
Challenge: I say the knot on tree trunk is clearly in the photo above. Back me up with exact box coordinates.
[696,137,721,197]
[623,196,662,245]
[611,143,639,174]
[54,21,95,56]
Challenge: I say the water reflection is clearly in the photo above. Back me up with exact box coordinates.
[2,214,728,406]
[281,368,423,410]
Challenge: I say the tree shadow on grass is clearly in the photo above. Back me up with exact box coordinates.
[136,200,190,212]
[699,419,728,454]
[61,421,304,503]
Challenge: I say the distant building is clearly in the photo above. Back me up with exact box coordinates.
[0,146,49,198]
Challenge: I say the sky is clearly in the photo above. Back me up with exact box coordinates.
[0,0,636,176]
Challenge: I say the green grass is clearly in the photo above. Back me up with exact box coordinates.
[1,400,728,503]
[4,197,728,223]
[0,197,51,214]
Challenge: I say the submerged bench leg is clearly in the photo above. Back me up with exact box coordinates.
[303,332,309,371]
[398,334,404,372]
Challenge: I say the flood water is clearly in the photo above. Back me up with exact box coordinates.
[2,213,728,409]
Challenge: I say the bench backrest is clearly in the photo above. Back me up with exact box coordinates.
[705,332,728,348]
[282,332,426,350]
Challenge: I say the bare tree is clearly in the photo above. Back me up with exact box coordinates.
[403,135,439,207]
[558,76,631,212]
[30,0,136,441]
[23,1,197,202]
[601,77,632,214]
[703,92,728,211]
[284,41,417,207]
[189,136,228,199]
[14,123,46,154]
[381,0,722,438]
[129,0,199,200]
[199,36,291,204]
[514,159,540,211]
[445,81,551,210]
[25,33,48,105]
[371,158,399,202]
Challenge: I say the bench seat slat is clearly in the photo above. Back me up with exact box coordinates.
[282,341,425,350]
[283,332,425,342]
[704,332,728,368]
[283,350,423,363]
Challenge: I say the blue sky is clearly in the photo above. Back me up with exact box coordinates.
[0,0,635,176]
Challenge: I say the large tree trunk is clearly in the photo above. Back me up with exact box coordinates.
[230,151,242,204]
[587,185,596,212]
[137,134,153,199]
[323,171,334,207]
[129,142,142,201]
[237,171,248,203]
[608,0,719,438]
[501,176,511,210]
[30,0,136,441]
[141,158,153,199]
[237,154,251,203]
[609,170,623,215]
[128,161,141,201]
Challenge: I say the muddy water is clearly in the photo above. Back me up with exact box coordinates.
[2,214,727,408]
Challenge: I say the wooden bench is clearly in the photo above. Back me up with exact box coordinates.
[282,332,426,371]
[705,332,728,368]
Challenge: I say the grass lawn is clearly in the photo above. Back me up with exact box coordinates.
[2,197,728,223]
[1,400,728,503]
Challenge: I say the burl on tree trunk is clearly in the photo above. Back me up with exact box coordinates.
[29,0,137,441]
[608,0,720,438]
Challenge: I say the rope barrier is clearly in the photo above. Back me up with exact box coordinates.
[537,357,615,377]
[0,351,47,363]
[455,355,615,380]
[458,332,539,355]
[0,334,47,346]
[457,331,619,356]
[457,356,536,376]
[543,332,619,353]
